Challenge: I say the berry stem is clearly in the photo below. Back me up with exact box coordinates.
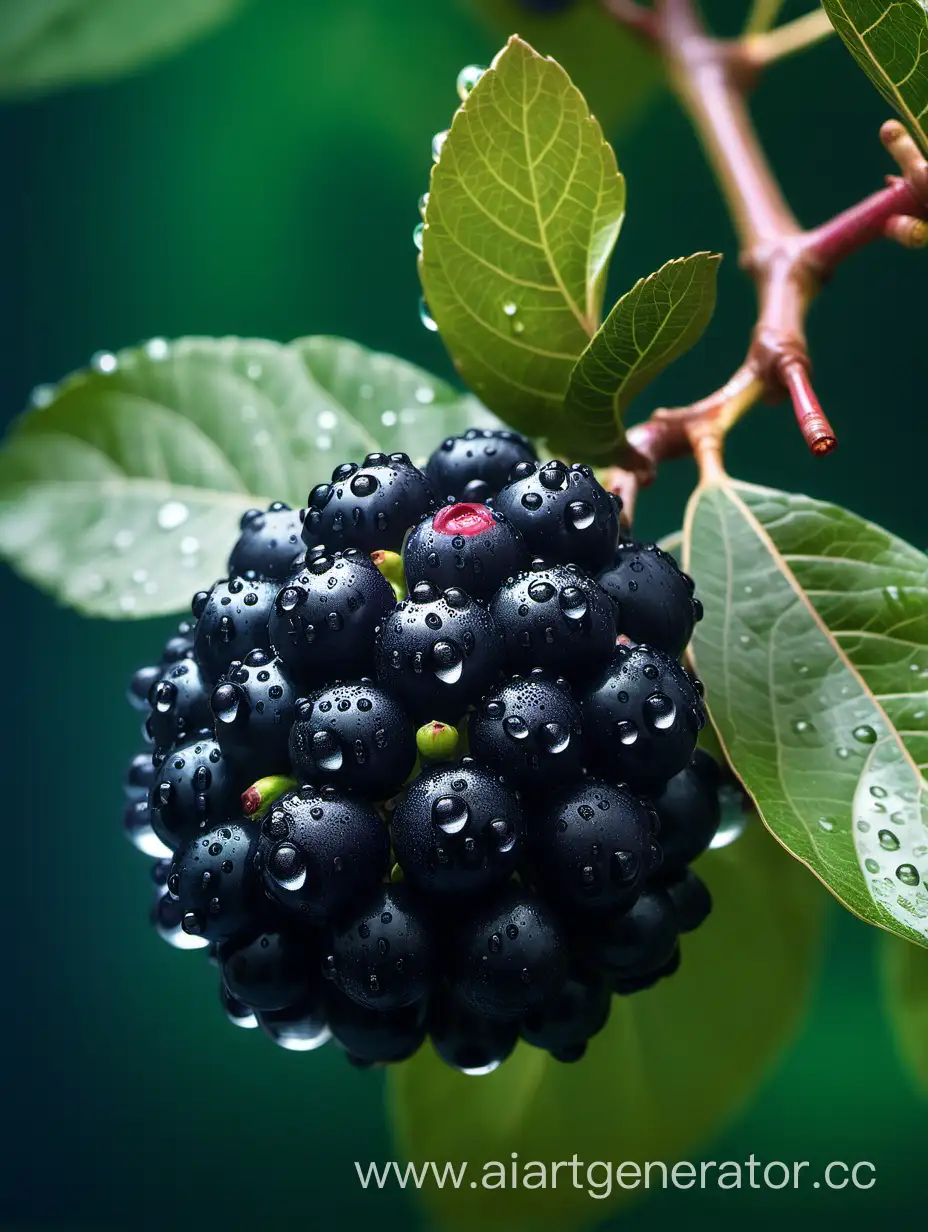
[600,0,928,483]
[242,775,298,820]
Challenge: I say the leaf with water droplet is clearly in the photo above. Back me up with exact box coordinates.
[563,253,720,459]
[390,817,824,1228]
[686,478,928,948]
[0,336,501,617]
[420,36,625,444]
[0,0,244,99]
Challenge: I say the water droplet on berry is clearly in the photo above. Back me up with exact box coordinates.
[503,715,529,740]
[432,796,469,834]
[432,640,464,684]
[559,587,588,621]
[488,932,502,954]
[643,693,676,732]
[528,579,555,603]
[313,730,343,771]
[615,720,638,745]
[521,492,543,511]
[566,501,594,530]
[268,844,307,891]
[539,722,569,753]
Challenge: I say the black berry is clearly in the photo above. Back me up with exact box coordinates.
[327,985,428,1064]
[289,681,416,800]
[149,737,246,848]
[425,429,537,503]
[210,650,299,777]
[651,750,721,872]
[375,582,504,724]
[168,821,262,943]
[664,868,713,933]
[428,983,519,1074]
[229,503,304,581]
[257,986,330,1051]
[532,778,659,914]
[302,453,439,555]
[468,670,583,790]
[493,460,620,572]
[220,923,315,1011]
[451,885,569,1019]
[597,542,703,659]
[145,656,213,754]
[258,786,388,921]
[593,886,679,977]
[581,643,705,788]
[402,502,525,600]
[391,759,523,896]
[521,966,611,1062]
[326,883,436,1010]
[192,577,276,683]
[489,562,617,680]
[269,550,394,689]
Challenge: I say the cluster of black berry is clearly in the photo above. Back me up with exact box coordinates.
[124,427,720,1072]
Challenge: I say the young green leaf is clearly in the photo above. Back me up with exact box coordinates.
[468,0,662,136]
[685,479,928,947]
[0,0,243,99]
[881,935,928,1094]
[420,36,625,442]
[389,819,823,1230]
[0,336,497,619]
[822,0,928,155]
[562,253,721,459]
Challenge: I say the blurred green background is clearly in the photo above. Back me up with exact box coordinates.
[0,1,924,1228]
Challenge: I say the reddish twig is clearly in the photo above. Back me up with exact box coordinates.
[600,0,928,476]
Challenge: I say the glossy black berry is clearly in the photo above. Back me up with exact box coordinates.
[210,651,299,776]
[302,452,439,555]
[593,886,679,978]
[532,778,659,914]
[145,656,213,754]
[258,786,388,921]
[257,987,330,1051]
[428,984,519,1074]
[468,671,583,790]
[220,983,259,1029]
[289,681,416,800]
[327,883,436,1010]
[493,460,620,572]
[168,821,262,943]
[192,577,276,683]
[521,966,611,1062]
[375,582,504,724]
[149,737,246,848]
[597,542,702,659]
[220,923,314,1012]
[451,885,569,1020]
[128,664,161,712]
[124,795,171,857]
[391,759,523,896]
[151,891,210,950]
[664,868,713,933]
[489,563,616,680]
[327,985,428,1064]
[269,551,394,689]
[424,429,537,503]
[581,644,706,788]
[124,752,156,802]
[651,750,721,873]
[228,503,304,581]
[402,502,525,600]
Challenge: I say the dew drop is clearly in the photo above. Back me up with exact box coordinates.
[817,816,836,833]
[431,130,448,162]
[643,693,676,732]
[432,796,469,835]
[878,829,901,851]
[418,297,439,332]
[852,724,877,744]
[412,221,424,252]
[456,64,485,99]
[896,864,920,886]
[503,715,529,740]
[157,501,189,530]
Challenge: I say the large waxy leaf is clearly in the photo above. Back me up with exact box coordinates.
[563,253,720,459]
[390,820,823,1232]
[685,479,928,946]
[420,36,626,444]
[822,0,928,155]
[0,0,243,98]
[0,336,498,619]
[882,935,928,1093]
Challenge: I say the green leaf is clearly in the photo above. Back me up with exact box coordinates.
[420,36,626,443]
[563,254,721,459]
[882,935,928,1094]
[389,820,823,1232]
[0,0,244,99]
[822,0,928,155]
[468,0,663,137]
[685,478,928,947]
[0,336,498,619]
